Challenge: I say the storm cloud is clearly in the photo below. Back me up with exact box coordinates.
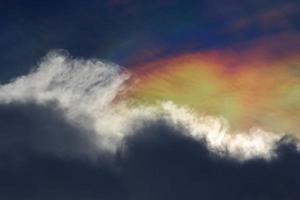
[0,112,300,200]
[0,101,99,159]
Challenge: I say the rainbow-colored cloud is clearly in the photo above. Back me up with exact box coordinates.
[126,35,300,136]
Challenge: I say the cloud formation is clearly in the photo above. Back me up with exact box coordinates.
[0,51,296,160]
[1,113,300,199]
[0,52,300,199]
[0,101,99,159]
[119,121,300,200]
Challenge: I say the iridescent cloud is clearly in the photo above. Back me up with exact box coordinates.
[127,34,300,136]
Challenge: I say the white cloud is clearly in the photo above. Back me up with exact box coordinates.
[0,51,290,161]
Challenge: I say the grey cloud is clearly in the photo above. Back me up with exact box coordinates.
[0,106,300,199]
[0,101,99,160]
[118,120,300,200]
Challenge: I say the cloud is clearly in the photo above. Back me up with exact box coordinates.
[0,51,131,153]
[0,149,128,200]
[0,101,99,160]
[0,51,294,160]
[0,51,300,199]
[1,119,300,199]
[118,121,300,200]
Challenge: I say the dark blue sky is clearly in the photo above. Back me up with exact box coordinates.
[1,0,299,82]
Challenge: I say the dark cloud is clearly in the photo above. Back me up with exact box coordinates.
[119,121,300,200]
[0,101,128,200]
[0,101,99,159]
[0,105,300,199]
[0,155,128,200]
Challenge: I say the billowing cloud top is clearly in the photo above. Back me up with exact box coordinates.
[0,51,300,199]
[0,51,298,160]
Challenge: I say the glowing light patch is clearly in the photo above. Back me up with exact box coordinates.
[128,51,300,135]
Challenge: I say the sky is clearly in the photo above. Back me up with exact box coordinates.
[1,0,300,199]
